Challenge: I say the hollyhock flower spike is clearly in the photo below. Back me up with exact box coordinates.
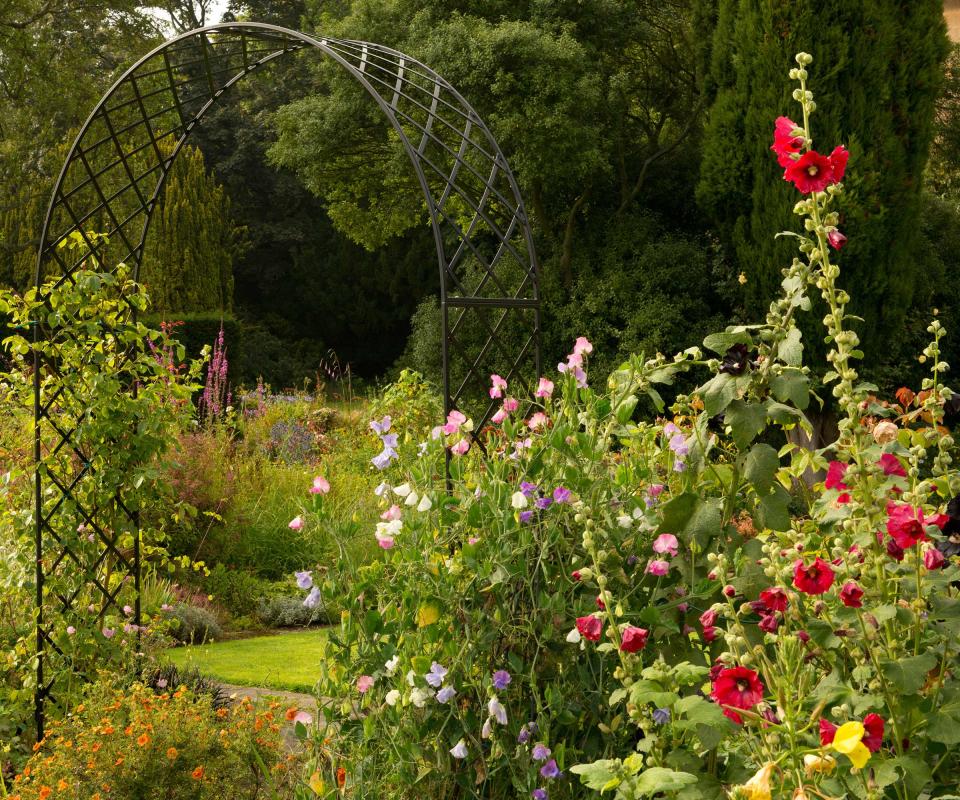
[792,557,835,595]
[862,713,884,752]
[829,145,849,182]
[785,150,835,194]
[924,546,945,570]
[619,626,649,653]
[840,581,864,608]
[878,452,906,477]
[759,586,788,613]
[771,116,804,167]
[827,229,847,250]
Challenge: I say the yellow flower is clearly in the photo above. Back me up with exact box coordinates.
[803,753,836,776]
[308,770,325,795]
[735,762,777,800]
[831,721,871,769]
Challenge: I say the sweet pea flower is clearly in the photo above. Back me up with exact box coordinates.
[535,377,554,398]
[573,336,593,356]
[532,790,547,800]
[488,696,508,725]
[309,475,330,495]
[303,587,321,608]
[450,438,470,455]
[532,743,551,761]
[356,675,375,693]
[102,627,115,639]
[369,416,391,435]
[646,559,670,577]
[527,412,549,431]
[511,491,529,509]
[393,483,411,497]
[384,655,399,675]
[553,486,571,504]
[425,662,448,688]
[489,374,507,399]
[371,447,397,470]
[288,516,304,531]
[652,533,679,558]
[503,397,519,412]
[295,570,313,590]
[410,687,434,707]
[381,505,402,521]
[450,740,468,759]
[123,605,133,616]
[436,686,457,703]
[535,496,553,510]
[384,689,401,706]
[492,670,512,691]
[417,494,433,512]
[442,409,467,435]
[491,408,509,424]
[539,760,562,780]
[374,482,391,497]
[67,626,76,635]
[519,510,534,524]
[668,433,690,457]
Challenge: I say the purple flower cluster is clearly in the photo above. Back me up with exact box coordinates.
[518,484,573,525]
[370,415,399,469]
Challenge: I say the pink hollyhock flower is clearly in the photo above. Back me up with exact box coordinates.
[829,145,850,182]
[863,713,884,752]
[827,229,847,250]
[785,150,835,194]
[489,374,507,399]
[619,626,649,653]
[442,409,467,435]
[759,586,788,613]
[653,533,679,558]
[702,626,719,642]
[288,516,304,531]
[710,666,764,724]
[819,718,838,745]
[527,412,549,431]
[491,408,508,424]
[825,461,850,503]
[503,397,519,412]
[792,557,835,595]
[758,614,779,633]
[770,116,804,167]
[878,453,906,478]
[535,377,554,398]
[575,615,603,642]
[450,438,470,456]
[699,609,717,628]
[924,547,945,570]
[839,581,864,608]
[380,505,401,521]
[573,336,593,356]
[310,475,330,495]
[357,675,375,693]
[646,559,670,576]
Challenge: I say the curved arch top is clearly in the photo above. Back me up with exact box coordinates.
[32,22,541,735]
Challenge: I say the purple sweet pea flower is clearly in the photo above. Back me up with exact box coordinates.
[520,481,539,497]
[425,662,448,688]
[518,727,532,744]
[519,510,534,524]
[532,791,548,800]
[653,707,671,725]
[553,486,571,504]
[380,433,399,450]
[535,496,553,510]
[372,448,397,470]
[492,670,511,691]
[370,416,392,435]
[669,433,689,456]
[436,686,457,703]
[539,759,561,779]
[295,570,313,590]
[532,743,551,761]
[303,587,321,608]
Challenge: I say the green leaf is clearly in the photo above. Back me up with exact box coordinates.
[659,493,722,550]
[741,443,779,494]
[779,326,803,366]
[570,760,620,791]
[769,371,810,409]
[725,400,767,449]
[880,651,937,695]
[703,330,753,354]
[629,680,679,708]
[615,394,639,424]
[634,768,698,796]
[699,372,737,417]
[756,484,791,531]
[675,695,727,726]
[888,755,932,797]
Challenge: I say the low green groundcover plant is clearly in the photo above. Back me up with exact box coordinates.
[287,55,960,799]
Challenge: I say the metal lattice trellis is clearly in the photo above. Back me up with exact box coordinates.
[32,22,540,736]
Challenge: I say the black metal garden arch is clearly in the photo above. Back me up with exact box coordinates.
[32,22,541,735]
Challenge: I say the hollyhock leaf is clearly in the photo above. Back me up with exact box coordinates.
[658,493,722,550]
[756,484,793,531]
[629,680,679,708]
[725,399,767,449]
[703,329,754,355]
[880,652,937,694]
[926,703,960,744]
[888,756,932,799]
[699,372,738,417]
[674,695,727,728]
[769,371,810,409]
[779,326,804,367]
[741,443,780,494]
[633,768,698,796]
[569,761,620,792]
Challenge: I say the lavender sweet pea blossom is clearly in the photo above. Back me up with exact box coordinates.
[653,707,671,725]
[425,662,448,688]
[303,586,322,608]
[295,570,313,590]
[535,496,553,510]
[532,743,551,761]
[553,486,571,504]
[436,686,457,703]
[492,670,512,691]
[532,790,548,800]
[370,415,392,435]
[539,760,561,779]
[520,481,539,497]
[450,740,468,759]
[519,510,534,524]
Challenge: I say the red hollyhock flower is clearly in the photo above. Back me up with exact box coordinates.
[699,609,718,628]
[760,586,788,613]
[702,626,719,642]
[886,502,946,549]
[827,229,847,250]
[825,460,850,503]
[819,718,838,746]
[771,116,804,167]
[619,626,649,653]
[758,614,779,633]
[886,537,905,562]
[792,557,835,595]
[839,580,864,608]
[863,713,884,752]
[596,595,605,610]
[924,547,945,570]
[576,615,602,642]
[710,666,764,724]
[785,150,834,194]
[878,453,906,478]
[829,146,850,182]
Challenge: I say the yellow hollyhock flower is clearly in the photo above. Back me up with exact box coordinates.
[308,771,325,795]
[803,753,836,776]
[831,721,871,769]
[733,762,777,800]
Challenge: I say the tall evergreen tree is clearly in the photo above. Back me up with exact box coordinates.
[697,0,949,371]
[140,140,239,313]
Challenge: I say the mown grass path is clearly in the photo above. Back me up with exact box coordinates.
[165,629,328,693]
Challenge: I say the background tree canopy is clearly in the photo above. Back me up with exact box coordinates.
[2,0,959,396]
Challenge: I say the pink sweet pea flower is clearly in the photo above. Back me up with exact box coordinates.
[357,675,375,693]
[527,412,549,431]
[573,336,593,356]
[442,409,467,435]
[380,505,402,521]
[376,535,395,549]
[288,516,304,531]
[652,533,679,558]
[450,438,470,456]
[503,397,519,413]
[491,408,509,424]
[646,559,670,576]
[489,374,507,399]
[535,377,554,398]
[309,475,330,495]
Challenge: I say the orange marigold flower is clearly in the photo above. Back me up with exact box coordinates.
[92,742,101,753]
[137,733,150,747]
[39,787,52,800]
[167,747,178,760]
[191,766,205,780]
[124,726,132,736]
[115,756,124,766]
[284,707,298,721]
[57,779,68,790]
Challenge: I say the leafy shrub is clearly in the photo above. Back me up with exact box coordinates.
[140,664,230,710]
[202,565,280,620]
[256,596,330,628]
[8,682,301,799]
[167,604,223,645]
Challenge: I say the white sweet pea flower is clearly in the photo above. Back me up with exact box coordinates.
[374,482,391,497]
[417,494,433,512]
[410,687,435,707]
[566,627,582,644]
[394,483,412,497]
[385,689,401,706]
[481,717,493,739]
[384,655,400,676]
[405,491,419,507]
[406,669,417,687]
[450,740,468,759]
[488,696,508,725]
[617,514,632,529]
[511,491,528,510]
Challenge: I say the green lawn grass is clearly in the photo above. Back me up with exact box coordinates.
[164,629,328,693]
